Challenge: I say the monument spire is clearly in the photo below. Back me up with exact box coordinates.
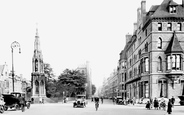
[34,23,41,52]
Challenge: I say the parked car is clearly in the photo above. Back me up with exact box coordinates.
[2,92,31,112]
[0,96,5,113]
[73,95,86,108]
[2,94,20,111]
[116,96,124,105]
[11,92,31,109]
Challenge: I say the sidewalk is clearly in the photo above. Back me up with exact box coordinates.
[103,99,184,115]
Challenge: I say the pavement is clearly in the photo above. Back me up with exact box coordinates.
[101,99,184,115]
[35,99,184,115]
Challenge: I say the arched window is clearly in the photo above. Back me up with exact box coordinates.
[145,42,148,52]
[145,57,149,72]
[158,79,167,98]
[35,80,39,94]
[158,37,162,49]
[158,56,162,71]
[40,80,44,94]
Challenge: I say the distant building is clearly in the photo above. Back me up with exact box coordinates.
[101,70,118,98]
[0,63,9,94]
[0,63,31,94]
[76,61,92,98]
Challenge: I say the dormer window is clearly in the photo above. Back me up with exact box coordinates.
[177,23,182,31]
[169,6,176,13]
[167,23,172,31]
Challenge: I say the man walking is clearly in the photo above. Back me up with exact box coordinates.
[100,97,103,104]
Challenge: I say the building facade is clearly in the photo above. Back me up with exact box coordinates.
[100,69,118,98]
[76,61,92,98]
[0,63,31,94]
[116,0,184,102]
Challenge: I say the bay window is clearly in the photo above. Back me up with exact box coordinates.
[167,54,181,70]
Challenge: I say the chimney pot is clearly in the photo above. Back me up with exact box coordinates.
[126,34,132,44]
[141,0,146,14]
[133,23,137,32]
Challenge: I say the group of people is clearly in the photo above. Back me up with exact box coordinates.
[145,96,175,114]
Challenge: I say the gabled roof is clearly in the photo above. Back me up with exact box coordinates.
[165,31,183,54]
[120,50,127,60]
[168,0,178,6]
[149,5,159,12]
[151,0,184,18]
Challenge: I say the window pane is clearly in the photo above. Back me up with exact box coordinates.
[177,23,181,31]
[167,56,171,70]
[145,58,149,72]
[172,55,176,68]
[158,23,162,31]
[167,23,172,31]
[176,55,180,69]
[158,38,162,49]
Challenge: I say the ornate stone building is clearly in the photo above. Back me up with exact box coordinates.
[117,0,184,102]
[31,28,46,102]
[76,62,92,98]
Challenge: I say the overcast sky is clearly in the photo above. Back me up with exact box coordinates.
[0,0,181,87]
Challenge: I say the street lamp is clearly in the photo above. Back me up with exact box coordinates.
[85,83,87,98]
[11,41,21,92]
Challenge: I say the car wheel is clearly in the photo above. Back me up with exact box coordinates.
[0,106,4,113]
[4,106,8,111]
[27,103,30,109]
[15,104,19,111]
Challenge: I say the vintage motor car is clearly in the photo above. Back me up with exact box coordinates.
[0,96,5,113]
[116,96,124,105]
[73,95,86,108]
[2,91,31,112]
[2,94,20,111]
[11,92,31,109]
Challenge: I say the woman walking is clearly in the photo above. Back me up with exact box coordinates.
[153,98,159,110]
[167,99,173,114]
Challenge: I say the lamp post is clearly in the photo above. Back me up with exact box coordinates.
[11,41,21,92]
[85,83,87,98]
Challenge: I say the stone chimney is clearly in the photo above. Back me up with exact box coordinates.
[141,0,146,18]
[137,8,141,24]
[133,23,137,32]
[182,0,184,7]
[126,33,132,44]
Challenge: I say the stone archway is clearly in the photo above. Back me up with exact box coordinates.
[158,78,167,98]
[40,80,44,95]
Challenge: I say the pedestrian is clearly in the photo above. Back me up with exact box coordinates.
[153,98,159,110]
[171,96,175,107]
[39,97,42,104]
[132,97,136,105]
[101,97,103,104]
[91,97,93,102]
[146,101,151,110]
[42,98,44,104]
[167,99,173,114]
